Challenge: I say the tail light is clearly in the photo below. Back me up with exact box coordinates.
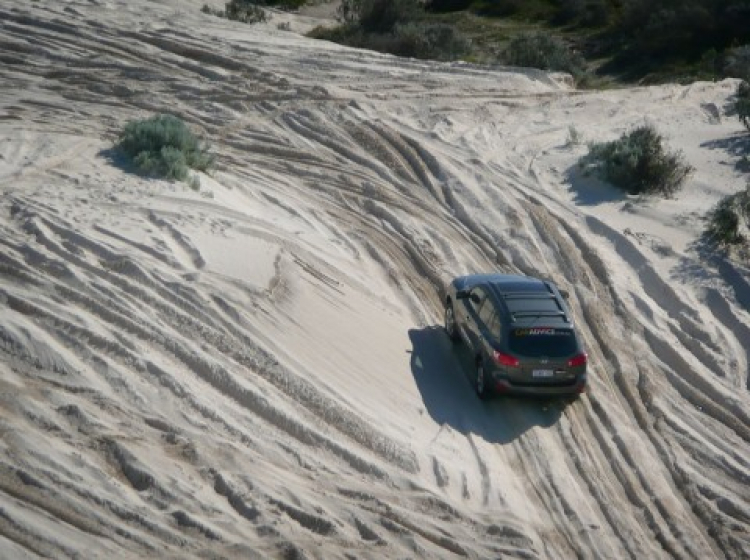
[493,351,519,367]
[568,353,587,367]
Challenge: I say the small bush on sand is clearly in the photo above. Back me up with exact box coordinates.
[262,0,306,9]
[554,0,609,27]
[203,1,269,22]
[338,0,421,33]
[566,125,583,147]
[737,80,750,132]
[579,125,693,197]
[356,21,468,60]
[393,21,469,60]
[225,0,268,23]
[117,114,213,182]
[503,32,587,81]
[723,45,750,79]
[706,185,750,246]
[312,0,469,61]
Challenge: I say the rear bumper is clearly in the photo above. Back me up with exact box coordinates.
[493,375,587,397]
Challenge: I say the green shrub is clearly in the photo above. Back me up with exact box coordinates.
[314,0,468,60]
[723,45,750,79]
[606,1,750,77]
[579,124,693,197]
[737,80,750,131]
[425,0,472,12]
[117,114,213,182]
[472,0,523,17]
[311,20,468,60]
[379,21,469,59]
[503,32,587,80]
[307,23,358,43]
[554,0,609,27]
[706,185,750,245]
[202,1,271,22]
[338,0,421,33]
[258,0,306,9]
[225,0,268,23]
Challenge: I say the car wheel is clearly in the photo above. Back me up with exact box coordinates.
[475,359,489,400]
[444,302,460,343]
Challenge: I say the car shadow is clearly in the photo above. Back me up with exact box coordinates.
[408,326,568,445]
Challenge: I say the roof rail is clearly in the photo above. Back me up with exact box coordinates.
[512,311,566,317]
[502,292,557,299]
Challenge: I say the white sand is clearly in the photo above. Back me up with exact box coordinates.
[1,0,749,558]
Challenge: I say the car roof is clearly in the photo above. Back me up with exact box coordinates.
[470,275,571,326]
[456,273,547,289]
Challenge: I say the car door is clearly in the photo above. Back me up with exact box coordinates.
[461,286,487,351]
[477,299,500,357]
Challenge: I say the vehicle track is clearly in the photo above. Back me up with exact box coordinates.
[1,1,748,557]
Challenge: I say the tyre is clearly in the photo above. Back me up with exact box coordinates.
[475,359,489,400]
[444,301,460,343]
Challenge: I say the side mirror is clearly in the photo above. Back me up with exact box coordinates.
[455,290,470,300]
[470,293,481,304]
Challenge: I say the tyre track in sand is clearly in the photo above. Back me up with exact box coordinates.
[371,129,731,557]
[1,0,748,557]
[335,121,650,556]
[1,197,444,554]
[494,170,745,558]
[278,89,748,556]
[8,197,418,474]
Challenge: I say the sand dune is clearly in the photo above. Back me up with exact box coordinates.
[1,0,749,558]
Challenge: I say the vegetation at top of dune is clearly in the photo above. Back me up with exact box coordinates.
[503,32,587,81]
[303,0,750,85]
[336,0,421,31]
[308,0,470,61]
[706,184,750,247]
[258,0,308,8]
[737,80,750,131]
[425,0,750,84]
[579,125,694,197]
[116,114,214,185]
[727,46,750,137]
[202,1,269,23]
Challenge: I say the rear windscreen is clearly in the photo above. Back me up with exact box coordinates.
[505,298,561,314]
[509,328,578,357]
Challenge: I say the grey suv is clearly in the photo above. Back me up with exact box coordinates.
[444,274,587,399]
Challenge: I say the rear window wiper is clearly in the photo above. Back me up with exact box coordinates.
[511,311,569,323]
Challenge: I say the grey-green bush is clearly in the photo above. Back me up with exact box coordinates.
[706,185,750,245]
[338,0,421,33]
[376,21,469,59]
[258,0,307,9]
[313,0,468,61]
[117,114,213,181]
[723,45,750,79]
[737,80,750,131]
[554,0,609,27]
[504,32,587,80]
[580,125,693,197]
[225,0,268,23]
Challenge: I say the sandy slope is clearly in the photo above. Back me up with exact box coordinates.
[1,0,749,558]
